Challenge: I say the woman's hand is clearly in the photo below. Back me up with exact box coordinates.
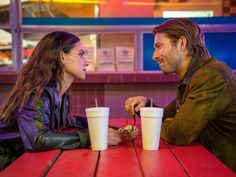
[125,96,149,116]
[108,128,121,146]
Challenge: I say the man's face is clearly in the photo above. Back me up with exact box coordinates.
[153,33,183,74]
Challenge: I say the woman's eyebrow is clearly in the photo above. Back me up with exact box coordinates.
[79,49,85,54]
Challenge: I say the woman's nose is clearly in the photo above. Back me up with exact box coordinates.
[83,59,88,67]
[83,56,88,65]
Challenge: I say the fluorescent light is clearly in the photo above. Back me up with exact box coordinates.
[163,11,214,18]
[122,1,220,6]
[29,0,106,4]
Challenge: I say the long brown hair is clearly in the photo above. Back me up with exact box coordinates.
[0,31,80,122]
[153,18,210,59]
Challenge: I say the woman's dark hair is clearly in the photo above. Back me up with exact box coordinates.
[0,31,80,121]
[153,18,210,58]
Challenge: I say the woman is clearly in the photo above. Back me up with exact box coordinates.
[0,31,121,170]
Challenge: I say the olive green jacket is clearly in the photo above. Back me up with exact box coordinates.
[161,57,236,172]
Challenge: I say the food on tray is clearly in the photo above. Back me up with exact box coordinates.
[118,125,139,141]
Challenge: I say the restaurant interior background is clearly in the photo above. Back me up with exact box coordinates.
[0,0,236,118]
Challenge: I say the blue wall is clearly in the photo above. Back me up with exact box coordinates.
[205,32,236,69]
[143,32,236,71]
[143,33,160,71]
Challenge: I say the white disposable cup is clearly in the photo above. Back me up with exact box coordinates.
[85,107,109,151]
[140,107,164,150]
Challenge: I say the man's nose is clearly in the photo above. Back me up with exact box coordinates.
[152,49,159,61]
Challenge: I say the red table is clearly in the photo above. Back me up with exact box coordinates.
[1,118,235,177]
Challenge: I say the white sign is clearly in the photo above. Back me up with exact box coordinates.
[97,48,115,71]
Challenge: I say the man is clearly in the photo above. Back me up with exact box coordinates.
[125,18,236,172]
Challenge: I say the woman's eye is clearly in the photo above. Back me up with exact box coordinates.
[78,50,85,57]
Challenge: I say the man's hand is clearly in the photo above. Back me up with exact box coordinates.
[125,96,149,116]
[164,118,173,123]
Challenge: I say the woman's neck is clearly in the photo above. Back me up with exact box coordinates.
[58,73,74,99]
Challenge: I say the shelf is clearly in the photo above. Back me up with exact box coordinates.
[1,71,235,85]
[0,45,11,50]
[75,72,179,84]
[0,71,179,84]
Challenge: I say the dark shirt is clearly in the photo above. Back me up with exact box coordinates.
[161,57,236,172]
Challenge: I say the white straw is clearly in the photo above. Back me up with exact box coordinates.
[150,99,153,107]
[95,98,98,107]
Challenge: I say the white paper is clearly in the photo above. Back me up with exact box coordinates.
[116,46,134,71]
[97,48,115,71]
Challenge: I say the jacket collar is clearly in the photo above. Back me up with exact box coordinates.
[178,56,212,87]
[46,80,69,107]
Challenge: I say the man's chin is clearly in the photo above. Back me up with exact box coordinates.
[161,69,170,75]
[160,68,166,74]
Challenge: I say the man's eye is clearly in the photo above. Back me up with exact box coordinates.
[155,44,161,50]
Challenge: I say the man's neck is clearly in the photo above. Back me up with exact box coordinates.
[177,56,192,80]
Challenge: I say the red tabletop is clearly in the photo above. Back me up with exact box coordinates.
[47,149,99,177]
[168,143,235,177]
[1,118,235,177]
[0,149,61,177]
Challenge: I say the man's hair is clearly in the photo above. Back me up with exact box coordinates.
[153,18,210,58]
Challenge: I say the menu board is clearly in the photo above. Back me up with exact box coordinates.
[97,48,115,71]
[116,46,134,71]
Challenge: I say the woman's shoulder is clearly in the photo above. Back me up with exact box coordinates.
[42,82,59,105]
[27,82,58,106]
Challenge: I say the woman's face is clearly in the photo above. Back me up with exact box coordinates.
[62,41,87,80]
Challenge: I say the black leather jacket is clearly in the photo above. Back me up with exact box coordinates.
[0,82,90,151]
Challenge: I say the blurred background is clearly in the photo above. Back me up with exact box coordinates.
[0,0,235,118]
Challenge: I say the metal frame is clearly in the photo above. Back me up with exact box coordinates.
[3,1,236,71]
[10,0,22,69]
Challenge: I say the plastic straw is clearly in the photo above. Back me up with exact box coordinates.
[150,99,153,107]
[95,98,98,107]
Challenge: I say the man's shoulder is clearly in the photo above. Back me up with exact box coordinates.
[196,57,234,80]
[204,58,231,70]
